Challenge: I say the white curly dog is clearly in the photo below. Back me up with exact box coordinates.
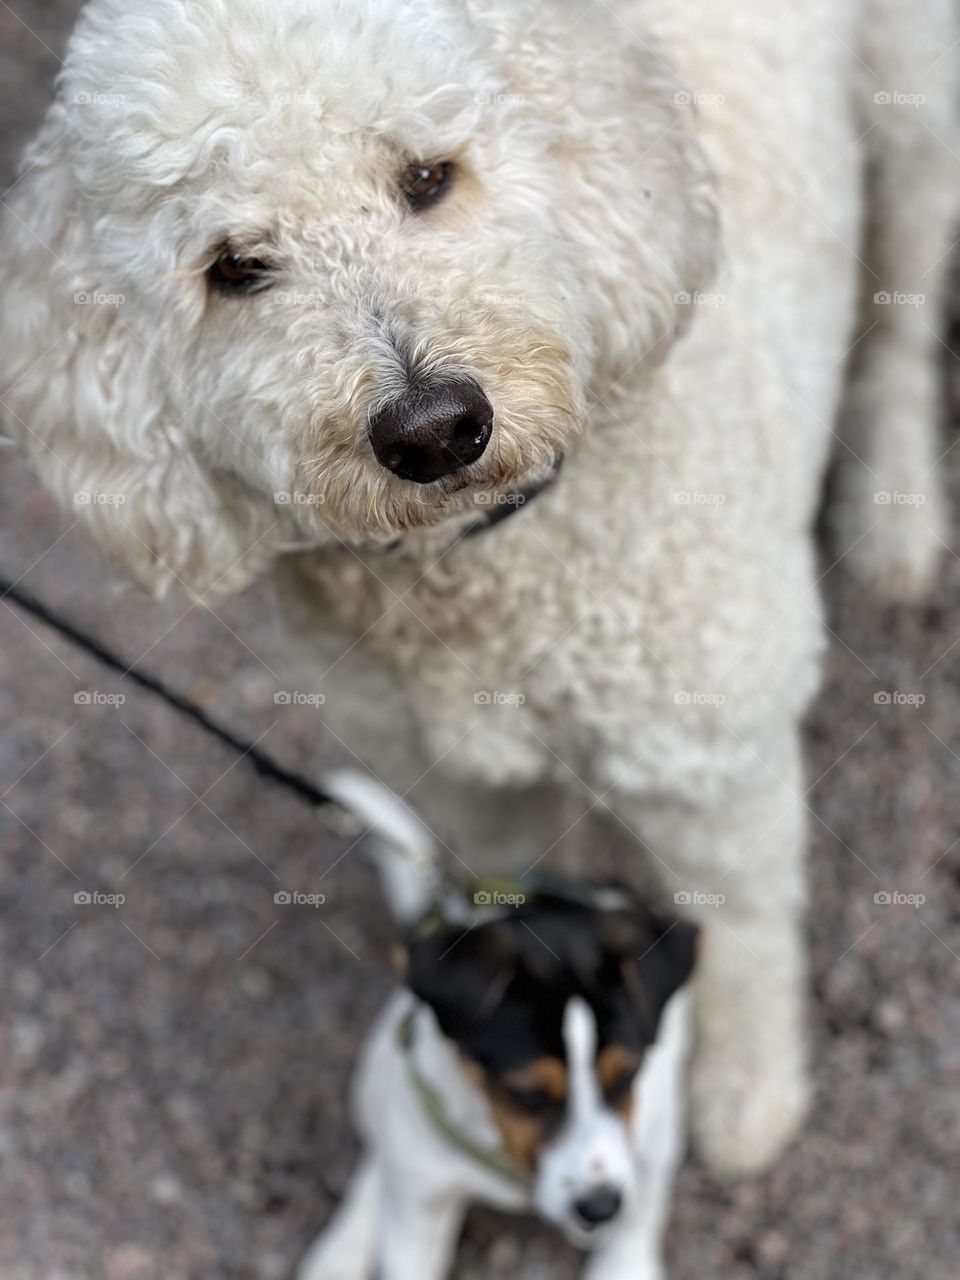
[1,0,956,1181]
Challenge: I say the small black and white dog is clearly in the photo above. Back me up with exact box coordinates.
[298,775,699,1280]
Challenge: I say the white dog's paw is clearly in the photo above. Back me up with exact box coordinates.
[833,469,947,604]
[833,352,948,604]
[690,1047,810,1179]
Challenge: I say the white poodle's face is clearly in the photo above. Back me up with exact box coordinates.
[176,38,586,544]
[0,0,717,594]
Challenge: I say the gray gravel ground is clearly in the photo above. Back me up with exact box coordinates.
[1,5,959,1279]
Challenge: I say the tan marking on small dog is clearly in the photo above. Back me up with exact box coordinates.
[492,1058,567,1169]
[597,1043,641,1120]
[461,1056,569,1173]
[486,1101,547,1172]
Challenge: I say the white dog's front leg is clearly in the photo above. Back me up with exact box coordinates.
[374,1180,467,1280]
[613,731,810,1179]
[688,893,808,1179]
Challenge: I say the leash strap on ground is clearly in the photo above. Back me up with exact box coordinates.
[0,574,336,811]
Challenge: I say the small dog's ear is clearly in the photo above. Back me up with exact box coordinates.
[602,907,699,1039]
[407,922,518,1038]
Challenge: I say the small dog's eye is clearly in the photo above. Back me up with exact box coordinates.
[605,1069,638,1104]
[503,1085,554,1115]
[208,251,271,293]
[403,161,453,208]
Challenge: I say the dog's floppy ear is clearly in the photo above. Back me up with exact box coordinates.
[0,109,277,601]
[475,0,719,380]
[407,922,518,1038]
[602,905,699,1040]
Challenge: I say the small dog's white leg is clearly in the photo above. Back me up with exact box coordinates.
[830,0,958,602]
[583,1244,665,1280]
[611,729,809,1179]
[297,1157,381,1280]
[373,1181,467,1280]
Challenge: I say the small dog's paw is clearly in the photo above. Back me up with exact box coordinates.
[690,1049,810,1179]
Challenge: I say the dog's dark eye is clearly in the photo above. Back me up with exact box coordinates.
[403,161,453,208]
[503,1085,555,1116]
[604,1068,638,1105]
[208,251,271,293]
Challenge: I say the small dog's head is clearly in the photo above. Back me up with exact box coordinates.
[406,891,697,1245]
[319,771,697,1244]
[1,0,717,595]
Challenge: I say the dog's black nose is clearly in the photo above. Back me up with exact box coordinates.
[573,1186,623,1228]
[368,380,493,484]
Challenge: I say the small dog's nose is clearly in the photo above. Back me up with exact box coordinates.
[573,1185,623,1228]
[368,380,493,484]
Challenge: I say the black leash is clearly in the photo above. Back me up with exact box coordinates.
[0,575,336,811]
[0,463,565,813]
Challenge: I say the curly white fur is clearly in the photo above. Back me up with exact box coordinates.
[1,0,956,1177]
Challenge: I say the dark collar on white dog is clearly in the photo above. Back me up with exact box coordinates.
[462,456,564,539]
[397,1008,529,1188]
